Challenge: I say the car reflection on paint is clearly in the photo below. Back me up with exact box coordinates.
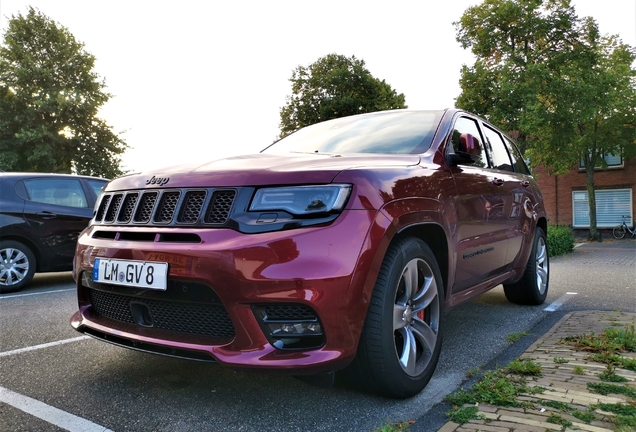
[0,172,107,293]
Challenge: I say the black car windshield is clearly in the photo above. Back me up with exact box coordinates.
[263,110,444,155]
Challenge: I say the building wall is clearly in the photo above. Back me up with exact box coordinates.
[534,156,636,226]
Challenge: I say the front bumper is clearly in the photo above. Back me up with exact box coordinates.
[71,209,381,373]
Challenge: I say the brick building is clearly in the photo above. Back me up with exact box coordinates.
[533,155,635,231]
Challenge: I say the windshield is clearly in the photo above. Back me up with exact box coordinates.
[263,110,444,155]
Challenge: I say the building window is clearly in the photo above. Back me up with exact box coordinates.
[572,188,633,228]
[578,152,623,170]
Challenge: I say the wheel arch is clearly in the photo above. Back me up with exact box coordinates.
[537,217,547,237]
[393,223,449,299]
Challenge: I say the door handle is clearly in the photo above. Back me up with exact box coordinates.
[36,211,57,219]
[491,178,504,186]
[520,180,530,188]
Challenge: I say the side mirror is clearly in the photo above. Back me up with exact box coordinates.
[449,133,483,165]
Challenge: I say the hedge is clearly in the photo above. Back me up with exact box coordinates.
[547,225,574,257]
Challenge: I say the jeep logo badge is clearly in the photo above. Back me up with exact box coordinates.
[146,176,170,186]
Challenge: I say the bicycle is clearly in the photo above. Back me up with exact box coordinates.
[612,215,636,239]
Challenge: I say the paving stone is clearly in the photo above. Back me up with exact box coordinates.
[436,311,636,432]
[497,415,562,430]
[437,421,460,432]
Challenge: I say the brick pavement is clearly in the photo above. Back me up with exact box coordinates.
[437,311,636,432]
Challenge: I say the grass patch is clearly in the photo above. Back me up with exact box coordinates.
[572,410,596,423]
[593,403,636,430]
[539,400,598,424]
[587,382,636,398]
[547,412,573,429]
[589,353,636,372]
[446,406,484,424]
[373,419,414,432]
[507,359,542,376]
[541,400,571,411]
[563,325,636,354]
[445,370,529,408]
[573,365,586,375]
[553,357,568,364]
[598,363,628,382]
[507,331,528,343]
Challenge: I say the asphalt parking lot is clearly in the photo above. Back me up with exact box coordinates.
[1,240,634,432]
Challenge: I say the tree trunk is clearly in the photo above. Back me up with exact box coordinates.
[585,166,599,242]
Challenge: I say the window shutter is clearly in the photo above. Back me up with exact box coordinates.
[572,189,632,228]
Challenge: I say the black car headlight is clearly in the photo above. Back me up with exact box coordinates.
[250,184,351,215]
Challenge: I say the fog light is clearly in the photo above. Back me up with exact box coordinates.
[252,304,326,350]
[268,322,322,335]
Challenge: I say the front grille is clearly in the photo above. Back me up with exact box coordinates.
[179,191,207,223]
[263,304,318,321]
[118,193,138,223]
[94,188,236,227]
[135,192,158,223]
[206,191,236,224]
[155,192,180,223]
[105,194,123,222]
[88,289,235,338]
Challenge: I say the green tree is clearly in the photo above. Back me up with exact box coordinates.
[455,0,636,241]
[0,7,127,178]
[279,53,407,137]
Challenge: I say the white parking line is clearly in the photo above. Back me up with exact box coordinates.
[0,288,75,299]
[544,292,578,312]
[0,336,90,358]
[0,386,113,432]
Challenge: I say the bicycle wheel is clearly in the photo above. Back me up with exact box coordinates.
[613,224,626,239]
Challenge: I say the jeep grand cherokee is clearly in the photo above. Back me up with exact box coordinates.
[71,109,548,398]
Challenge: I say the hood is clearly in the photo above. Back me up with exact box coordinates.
[106,153,421,191]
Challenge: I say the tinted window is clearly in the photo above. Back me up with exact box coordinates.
[450,117,488,168]
[87,179,107,199]
[263,111,443,155]
[504,137,530,175]
[482,125,513,172]
[24,178,88,208]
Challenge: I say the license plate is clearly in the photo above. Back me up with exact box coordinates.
[93,258,168,290]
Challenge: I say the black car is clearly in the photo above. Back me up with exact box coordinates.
[0,172,108,293]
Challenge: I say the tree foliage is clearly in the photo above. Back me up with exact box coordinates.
[279,54,407,137]
[455,0,636,240]
[0,7,127,178]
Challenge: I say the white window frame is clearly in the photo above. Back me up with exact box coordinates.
[578,152,623,170]
[572,188,633,228]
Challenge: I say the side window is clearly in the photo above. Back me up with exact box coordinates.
[87,179,107,199]
[450,117,489,168]
[24,178,88,208]
[482,125,514,172]
[504,137,531,175]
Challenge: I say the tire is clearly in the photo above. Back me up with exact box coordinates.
[613,225,626,239]
[348,237,444,399]
[503,227,549,305]
[0,240,37,293]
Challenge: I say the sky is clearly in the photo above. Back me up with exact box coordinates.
[1,0,635,175]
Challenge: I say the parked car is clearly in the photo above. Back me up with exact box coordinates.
[0,172,108,293]
[71,109,548,398]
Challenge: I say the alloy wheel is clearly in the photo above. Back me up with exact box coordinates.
[393,257,440,377]
[0,247,30,286]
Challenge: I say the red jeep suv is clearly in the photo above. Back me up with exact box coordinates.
[71,109,548,398]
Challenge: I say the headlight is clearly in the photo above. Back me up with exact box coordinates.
[250,184,351,215]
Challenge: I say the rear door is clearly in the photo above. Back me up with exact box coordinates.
[480,124,535,266]
[21,177,95,269]
[448,115,512,292]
